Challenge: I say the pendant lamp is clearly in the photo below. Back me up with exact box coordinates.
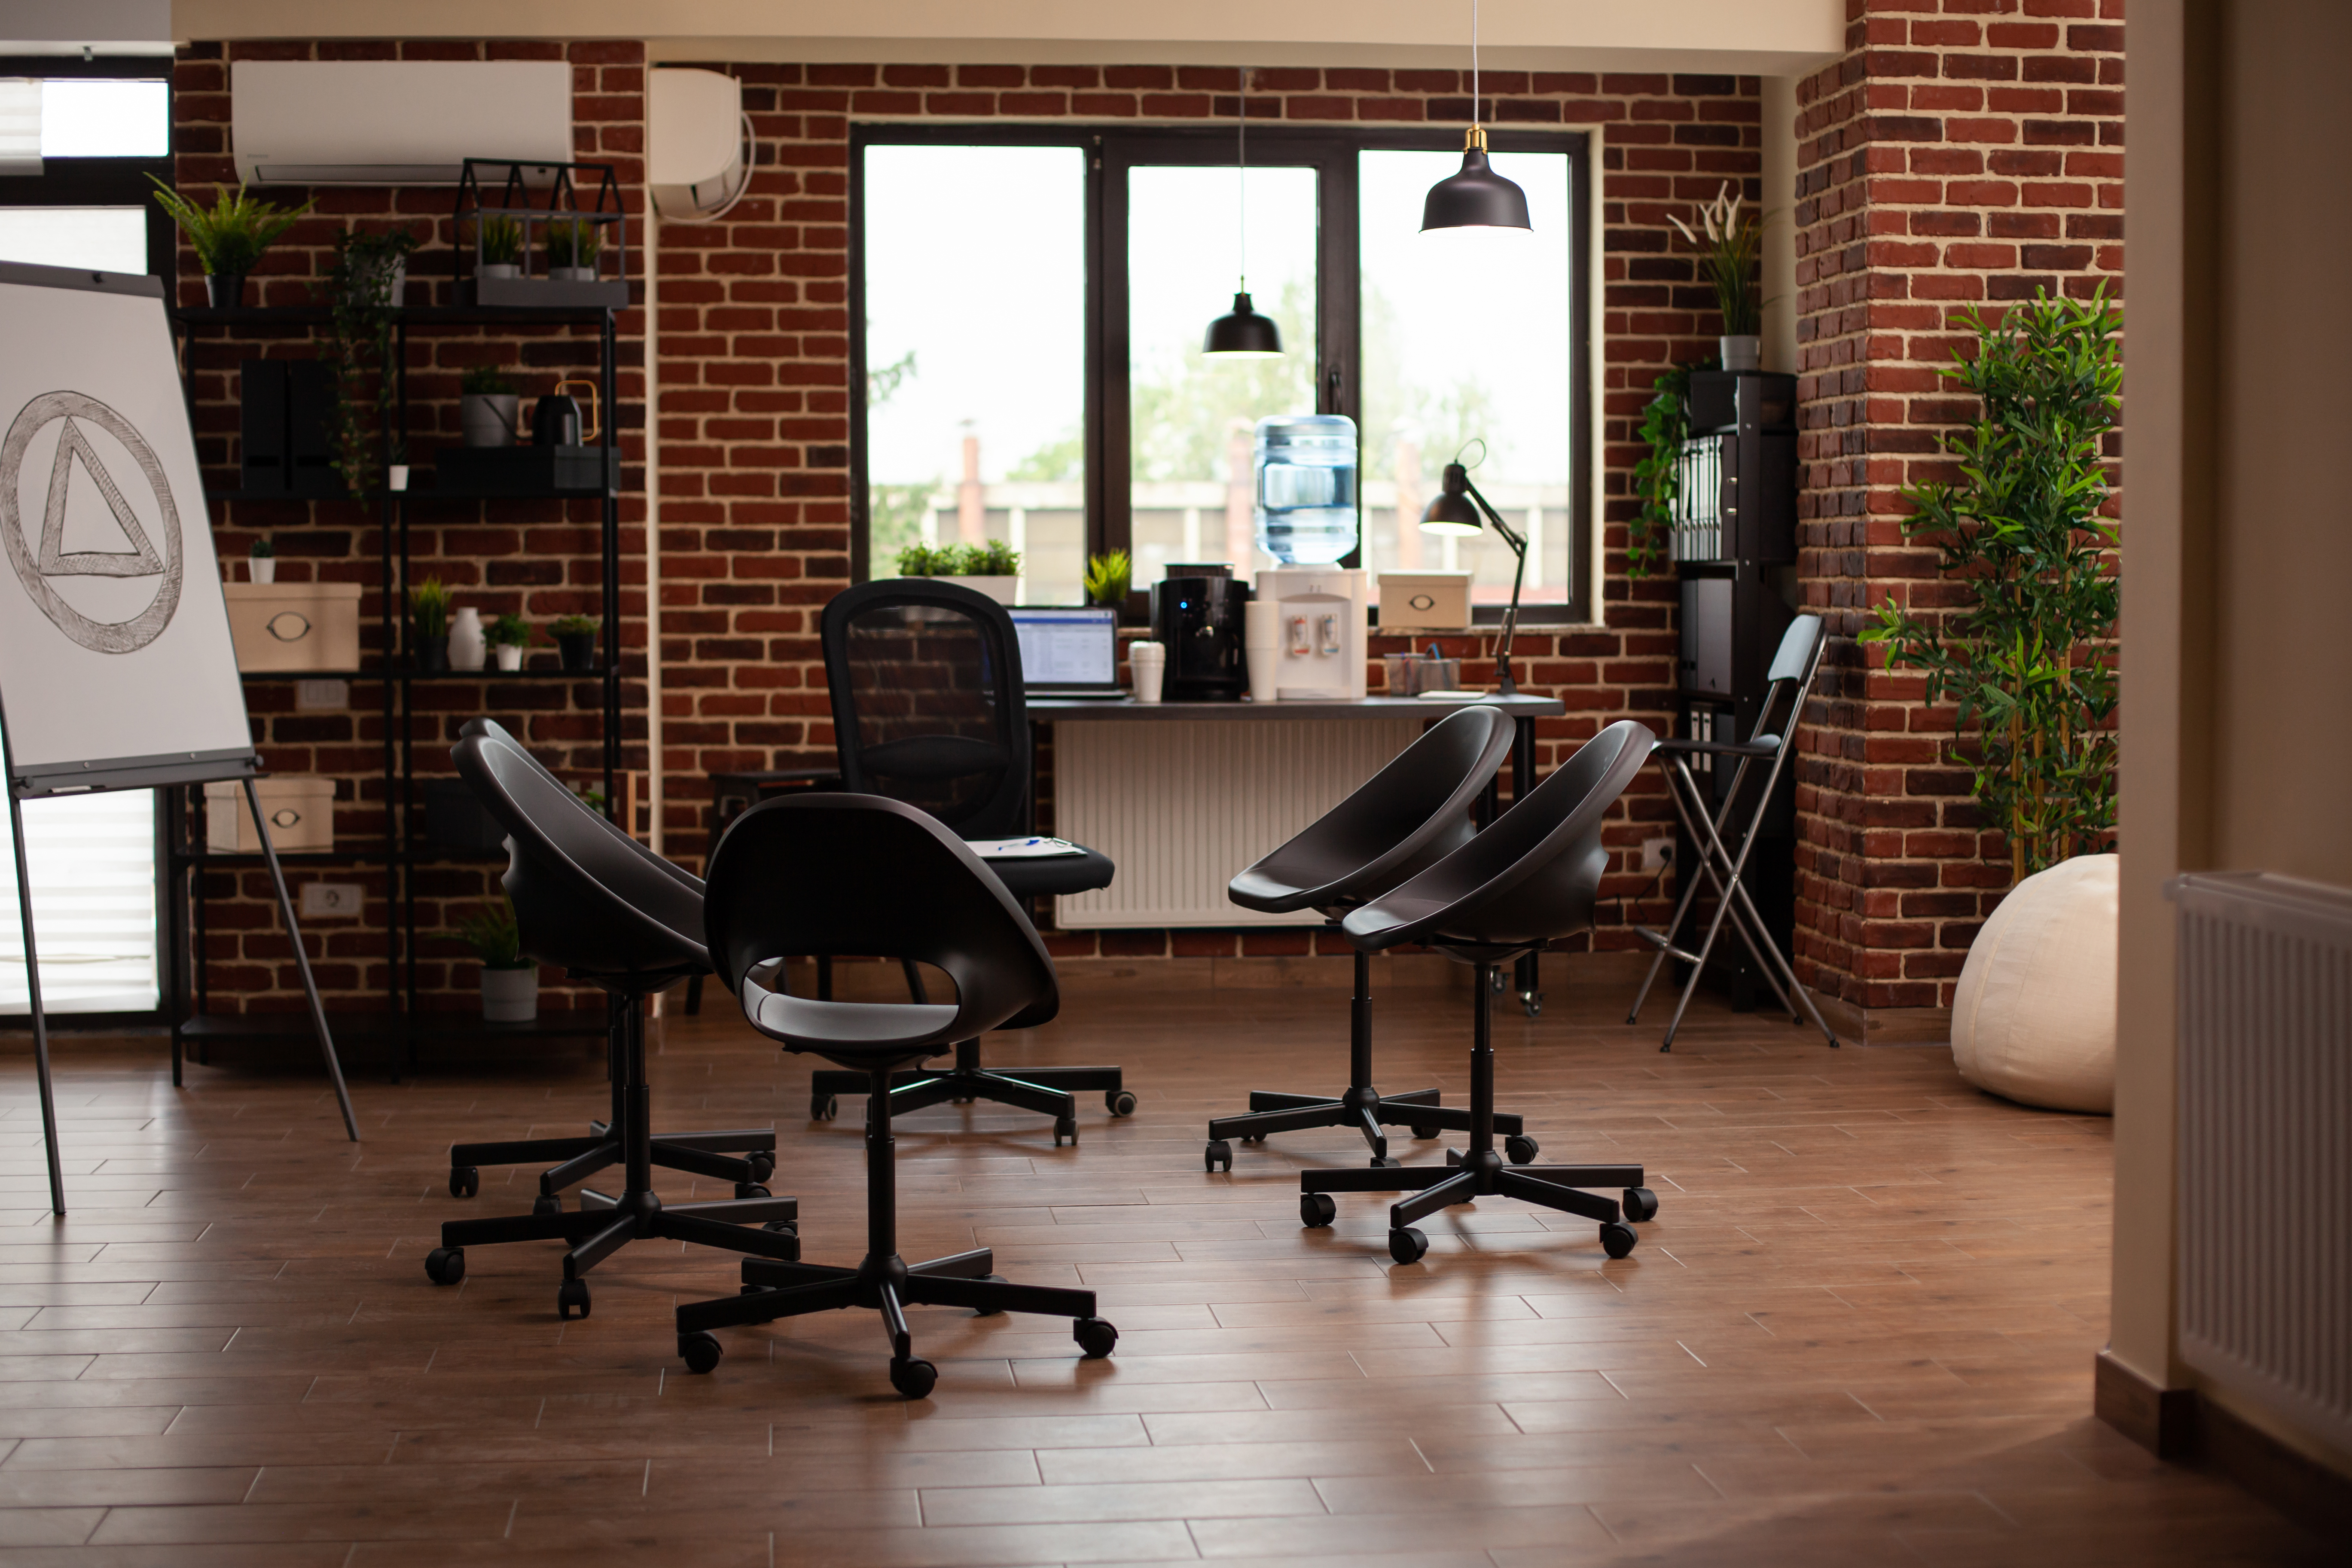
[1421,0,1531,236]
[1204,66,1283,358]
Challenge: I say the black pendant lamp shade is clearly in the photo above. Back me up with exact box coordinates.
[1421,129,1532,234]
[1204,290,1283,357]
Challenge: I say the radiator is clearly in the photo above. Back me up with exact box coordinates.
[1053,718,1421,928]
[2169,871,2352,1453]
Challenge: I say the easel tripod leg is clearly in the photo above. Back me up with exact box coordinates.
[9,790,66,1217]
[245,779,359,1142]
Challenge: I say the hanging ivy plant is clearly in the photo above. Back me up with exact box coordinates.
[322,227,417,499]
[1627,364,1694,579]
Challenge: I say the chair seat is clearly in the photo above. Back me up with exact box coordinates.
[979,845,1115,900]
[747,991,962,1055]
[1227,865,1314,913]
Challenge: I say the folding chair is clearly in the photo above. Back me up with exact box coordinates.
[1629,614,1841,1052]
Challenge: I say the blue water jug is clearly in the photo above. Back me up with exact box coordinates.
[1254,414,1358,565]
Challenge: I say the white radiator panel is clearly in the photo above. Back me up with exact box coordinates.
[2170,872,2352,1454]
[1055,719,1421,928]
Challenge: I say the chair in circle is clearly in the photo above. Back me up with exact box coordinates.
[674,792,1118,1398]
[423,720,802,1321]
[1206,705,1538,1172]
[1297,720,1663,1266]
[803,578,1127,1145]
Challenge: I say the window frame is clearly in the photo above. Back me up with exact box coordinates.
[848,121,1593,624]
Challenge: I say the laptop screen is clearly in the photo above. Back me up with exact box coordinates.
[1010,607,1120,690]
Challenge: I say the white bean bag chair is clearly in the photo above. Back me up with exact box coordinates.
[1951,854,2117,1113]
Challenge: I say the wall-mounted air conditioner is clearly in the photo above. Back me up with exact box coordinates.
[650,68,750,219]
[232,61,571,186]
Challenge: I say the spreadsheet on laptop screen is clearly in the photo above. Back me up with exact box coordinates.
[1011,608,1119,688]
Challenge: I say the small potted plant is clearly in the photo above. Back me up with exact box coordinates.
[147,177,312,309]
[247,537,276,584]
[410,576,452,670]
[479,215,525,280]
[487,611,531,671]
[550,613,599,671]
[546,219,603,282]
[898,540,1021,604]
[460,366,520,448]
[1669,181,1766,371]
[451,897,537,1022]
[1084,549,1132,611]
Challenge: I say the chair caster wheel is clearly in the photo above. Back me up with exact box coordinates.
[1505,1135,1541,1164]
[951,1096,976,1106]
[1240,1133,1265,1144]
[1389,1226,1429,1266]
[1204,1140,1232,1173]
[1053,1117,1079,1147]
[747,1152,775,1183]
[679,1331,722,1374]
[1522,992,1543,1018]
[1622,1187,1659,1222]
[974,1274,1009,1315]
[532,1193,561,1217]
[424,1247,464,1285]
[762,1218,798,1234]
[889,1357,938,1399]
[449,1166,479,1199]
[1300,1193,1336,1229]
[557,1278,591,1320]
[1370,1156,1401,1168]
[735,1182,770,1201]
[810,1094,837,1121]
[1411,1125,1440,1141]
[1106,1089,1137,1117]
[1600,1222,1638,1259]
[1074,1317,1119,1358]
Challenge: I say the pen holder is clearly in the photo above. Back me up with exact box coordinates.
[1127,640,1165,704]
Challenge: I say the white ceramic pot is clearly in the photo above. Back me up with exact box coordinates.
[248,556,276,584]
[935,574,1020,605]
[550,265,596,282]
[1720,334,1761,371]
[480,965,538,1022]
[461,392,520,448]
[448,607,486,671]
[480,262,521,280]
[387,464,409,492]
[494,644,524,671]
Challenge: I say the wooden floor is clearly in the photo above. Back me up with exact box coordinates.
[0,974,2329,1566]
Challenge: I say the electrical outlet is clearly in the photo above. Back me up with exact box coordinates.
[300,882,364,919]
[1640,838,1675,872]
[295,679,349,711]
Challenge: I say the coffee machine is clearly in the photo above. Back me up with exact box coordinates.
[1151,571,1250,701]
[1254,566,1368,700]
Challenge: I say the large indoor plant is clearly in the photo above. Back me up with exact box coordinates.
[451,897,537,1022]
[1860,286,2122,882]
[324,226,418,497]
[147,177,312,308]
[1670,183,1765,369]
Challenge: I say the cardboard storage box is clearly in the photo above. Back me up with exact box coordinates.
[224,581,363,672]
[1377,572,1473,632]
[204,776,336,853]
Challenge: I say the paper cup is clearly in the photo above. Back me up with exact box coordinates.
[1244,601,1280,702]
[1128,640,1165,704]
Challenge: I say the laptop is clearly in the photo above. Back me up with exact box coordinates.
[1011,607,1128,699]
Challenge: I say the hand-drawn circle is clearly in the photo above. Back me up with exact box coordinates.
[1409,592,1437,611]
[271,808,302,830]
[1,391,184,655]
[266,611,313,641]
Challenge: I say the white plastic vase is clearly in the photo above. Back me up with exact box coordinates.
[248,557,276,584]
[448,607,486,671]
[494,644,524,671]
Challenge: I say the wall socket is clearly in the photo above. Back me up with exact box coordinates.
[300,882,364,919]
[295,679,349,711]
[1639,838,1675,872]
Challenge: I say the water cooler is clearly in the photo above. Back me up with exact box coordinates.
[1254,567,1367,700]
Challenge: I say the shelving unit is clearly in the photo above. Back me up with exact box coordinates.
[163,302,624,1073]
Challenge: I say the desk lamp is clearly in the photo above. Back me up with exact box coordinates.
[1420,458,1528,697]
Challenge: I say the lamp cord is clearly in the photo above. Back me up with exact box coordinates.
[1471,0,1480,129]
[1236,65,1248,292]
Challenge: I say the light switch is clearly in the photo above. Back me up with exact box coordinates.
[300,882,364,919]
[296,679,349,711]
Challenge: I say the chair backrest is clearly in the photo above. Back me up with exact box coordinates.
[1752,613,1827,745]
[1229,705,1516,914]
[451,719,707,981]
[704,793,1059,1037]
[821,578,1029,839]
[1342,719,1656,955]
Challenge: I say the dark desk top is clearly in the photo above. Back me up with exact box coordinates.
[1026,694,1565,722]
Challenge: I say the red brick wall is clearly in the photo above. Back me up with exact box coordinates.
[1792,0,2124,1013]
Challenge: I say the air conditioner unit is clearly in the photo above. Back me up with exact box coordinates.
[232,61,572,186]
[650,68,749,218]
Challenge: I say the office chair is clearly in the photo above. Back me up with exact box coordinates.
[1628,614,1841,1052]
[674,793,1118,1397]
[802,577,1127,1144]
[1298,720,1662,1266]
[1207,705,1538,1171]
[423,722,802,1321]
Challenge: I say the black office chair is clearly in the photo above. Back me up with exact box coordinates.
[674,793,1118,1397]
[1298,720,1663,1266]
[423,721,802,1321]
[1629,614,1840,1052]
[1207,705,1536,1171]
[802,578,1127,1145]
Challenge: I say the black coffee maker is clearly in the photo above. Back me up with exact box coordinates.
[1151,570,1250,701]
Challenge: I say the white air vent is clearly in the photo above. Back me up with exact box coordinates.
[232,61,572,186]
[650,68,749,218]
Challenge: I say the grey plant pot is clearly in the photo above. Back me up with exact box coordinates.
[480,966,538,1022]
[461,392,520,447]
[1720,334,1762,372]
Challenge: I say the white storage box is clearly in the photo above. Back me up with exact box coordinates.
[1377,572,1473,632]
[224,581,363,672]
[204,776,336,853]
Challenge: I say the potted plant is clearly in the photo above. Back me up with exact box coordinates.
[410,576,452,671]
[323,226,418,497]
[247,537,276,584]
[479,215,525,280]
[546,218,602,282]
[146,177,312,309]
[1669,182,1766,371]
[451,897,537,1022]
[1083,549,1132,610]
[460,366,520,448]
[551,613,599,671]
[486,611,531,671]
[897,540,1021,604]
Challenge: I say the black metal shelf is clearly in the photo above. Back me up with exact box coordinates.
[234,665,613,681]
[172,302,620,329]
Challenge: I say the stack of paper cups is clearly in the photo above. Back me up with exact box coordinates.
[1128,639,1166,703]
[1244,600,1281,703]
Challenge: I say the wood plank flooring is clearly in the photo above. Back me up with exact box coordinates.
[0,973,2330,1566]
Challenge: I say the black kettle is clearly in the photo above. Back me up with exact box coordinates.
[531,377,598,447]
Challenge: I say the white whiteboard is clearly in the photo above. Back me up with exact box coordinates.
[0,265,253,793]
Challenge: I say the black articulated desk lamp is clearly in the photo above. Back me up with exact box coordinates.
[1419,453,1529,698]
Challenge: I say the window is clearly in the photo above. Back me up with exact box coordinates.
[853,125,1590,622]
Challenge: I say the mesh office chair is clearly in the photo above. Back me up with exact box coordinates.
[1628,614,1841,1052]
[1298,720,1662,1266]
[1207,706,1538,1170]
[803,578,1127,1144]
[675,793,1117,1397]
[423,721,801,1321]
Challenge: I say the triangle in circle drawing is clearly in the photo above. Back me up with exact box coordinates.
[38,416,164,578]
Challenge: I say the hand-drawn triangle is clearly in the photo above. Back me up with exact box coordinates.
[37,416,165,578]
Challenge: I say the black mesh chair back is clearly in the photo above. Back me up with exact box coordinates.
[1230,705,1517,916]
[822,579,1028,839]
